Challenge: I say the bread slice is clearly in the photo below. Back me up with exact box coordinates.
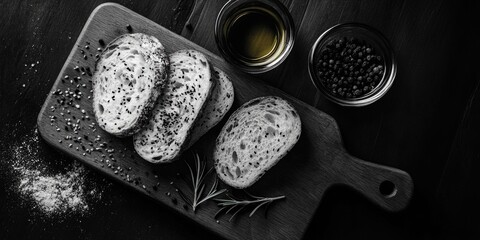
[186,67,234,148]
[214,96,302,188]
[92,33,168,137]
[133,49,214,163]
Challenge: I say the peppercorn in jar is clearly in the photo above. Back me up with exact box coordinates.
[308,23,396,107]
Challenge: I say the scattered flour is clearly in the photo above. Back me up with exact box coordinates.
[15,164,89,215]
[8,128,106,216]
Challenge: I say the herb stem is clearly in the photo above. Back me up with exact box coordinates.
[217,195,285,206]
[214,193,285,220]
[184,153,226,212]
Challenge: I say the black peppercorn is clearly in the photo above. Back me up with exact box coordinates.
[315,37,384,99]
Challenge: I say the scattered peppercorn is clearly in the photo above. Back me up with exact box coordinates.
[315,37,385,99]
[126,24,133,32]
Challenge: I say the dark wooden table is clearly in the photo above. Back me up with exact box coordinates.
[1,0,478,239]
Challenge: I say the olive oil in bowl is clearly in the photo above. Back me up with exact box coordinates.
[226,7,286,66]
[215,0,295,74]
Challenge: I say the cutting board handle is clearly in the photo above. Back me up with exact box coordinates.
[333,153,414,212]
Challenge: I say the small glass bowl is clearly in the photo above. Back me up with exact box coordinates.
[215,0,295,74]
[308,23,397,107]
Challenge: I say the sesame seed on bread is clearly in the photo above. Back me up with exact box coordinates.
[92,33,168,137]
[133,49,214,163]
[186,67,234,148]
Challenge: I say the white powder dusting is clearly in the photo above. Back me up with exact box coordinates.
[15,164,89,215]
[7,128,106,216]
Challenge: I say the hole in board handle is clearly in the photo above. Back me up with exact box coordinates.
[379,180,397,198]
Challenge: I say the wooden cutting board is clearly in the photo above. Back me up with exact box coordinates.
[37,3,413,240]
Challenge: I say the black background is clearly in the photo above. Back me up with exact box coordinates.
[1,0,479,239]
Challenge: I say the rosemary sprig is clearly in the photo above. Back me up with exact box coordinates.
[214,192,285,221]
[185,153,226,212]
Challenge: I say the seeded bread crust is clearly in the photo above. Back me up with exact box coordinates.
[187,67,234,148]
[214,96,302,188]
[92,33,168,137]
[133,49,214,163]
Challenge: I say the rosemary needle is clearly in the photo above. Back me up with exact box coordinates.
[184,153,226,212]
[215,193,285,221]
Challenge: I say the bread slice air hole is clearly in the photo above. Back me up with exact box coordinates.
[98,104,104,114]
[232,151,238,163]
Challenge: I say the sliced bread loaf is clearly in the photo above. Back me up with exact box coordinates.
[133,49,214,163]
[214,96,302,188]
[92,33,168,137]
[186,67,234,148]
